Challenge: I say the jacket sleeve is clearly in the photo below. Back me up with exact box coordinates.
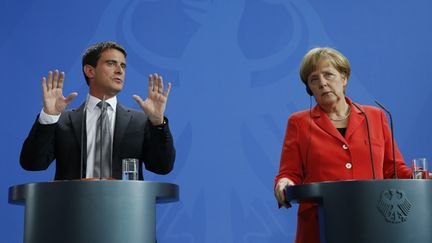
[274,115,304,187]
[142,117,176,175]
[20,116,57,171]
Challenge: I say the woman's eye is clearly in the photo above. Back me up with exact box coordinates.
[309,78,317,84]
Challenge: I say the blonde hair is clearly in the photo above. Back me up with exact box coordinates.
[299,47,351,84]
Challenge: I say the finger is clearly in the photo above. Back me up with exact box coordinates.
[148,74,154,93]
[52,69,59,89]
[41,77,48,94]
[158,75,164,94]
[278,188,286,203]
[276,192,286,205]
[47,71,53,90]
[282,187,288,202]
[57,71,65,89]
[132,94,144,105]
[64,92,78,104]
[153,73,160,92]
[164,82,171,97]
[277,183,288,200]
[274,187,283,202]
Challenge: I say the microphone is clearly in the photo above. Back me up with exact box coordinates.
[352,102,376,179]
[80,94,90,179]
[374,100,397,179]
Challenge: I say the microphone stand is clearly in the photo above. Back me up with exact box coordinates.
[374,100,397,179]
[353,102,376,179]
[99,96,106,180]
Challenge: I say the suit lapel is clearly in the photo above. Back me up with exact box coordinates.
[70,103,87,177]
[113,104,132,162]
[311,98,366,143]
[312,105,347,143]
[345,103,365,141]
[70,103,86,154]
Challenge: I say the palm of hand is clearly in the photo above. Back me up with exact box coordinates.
[133,73,172,125]
[140,93,167,119]
[41,70,77,115]
[43,88,70,115]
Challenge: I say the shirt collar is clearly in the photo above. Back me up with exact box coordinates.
[87,94,117,112]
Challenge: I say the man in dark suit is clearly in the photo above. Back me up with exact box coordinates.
[20,41,175,180]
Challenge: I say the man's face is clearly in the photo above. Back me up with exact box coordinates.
[87,48,126,99]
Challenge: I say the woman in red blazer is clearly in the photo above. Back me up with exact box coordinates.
[274,47,412,243]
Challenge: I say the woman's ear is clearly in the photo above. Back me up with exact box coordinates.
[341,73,348,86]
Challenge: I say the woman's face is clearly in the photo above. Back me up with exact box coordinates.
[307,60,347,107]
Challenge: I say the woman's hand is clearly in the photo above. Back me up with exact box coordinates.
[274,178,295,208]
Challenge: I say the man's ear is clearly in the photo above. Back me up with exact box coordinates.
[83,64,95,80]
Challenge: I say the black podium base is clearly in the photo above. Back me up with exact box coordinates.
[286,180,432,243]
[9,180,179,243]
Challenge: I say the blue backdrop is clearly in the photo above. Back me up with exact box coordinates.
[1,0,431,242]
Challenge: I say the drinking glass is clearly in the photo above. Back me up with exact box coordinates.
[411,158,428,179]
[122,158,139,180]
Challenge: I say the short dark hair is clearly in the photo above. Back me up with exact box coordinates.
[82,41,127,85]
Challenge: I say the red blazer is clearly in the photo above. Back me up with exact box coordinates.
[275,97,412,243]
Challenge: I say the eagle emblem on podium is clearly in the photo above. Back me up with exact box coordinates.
[377,189,412,223]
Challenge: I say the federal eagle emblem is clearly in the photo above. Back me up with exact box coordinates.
[377,189,412,223]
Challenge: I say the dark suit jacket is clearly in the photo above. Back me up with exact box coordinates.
[20,103,175,180]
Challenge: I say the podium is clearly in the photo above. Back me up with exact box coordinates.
[286,180,432,243]
[8,181,179,243]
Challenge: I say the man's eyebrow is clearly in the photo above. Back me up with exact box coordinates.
[105,59,126,66]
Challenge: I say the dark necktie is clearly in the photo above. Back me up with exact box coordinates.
[94,101,112,178]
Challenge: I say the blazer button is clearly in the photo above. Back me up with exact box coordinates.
[342,144,348,150]
[345,162,352,169]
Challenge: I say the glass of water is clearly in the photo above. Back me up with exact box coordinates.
[122,158,139,180]
[411,158,428,179]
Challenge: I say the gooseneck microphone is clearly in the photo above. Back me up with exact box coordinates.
[352,102,376,179]
[80,94,90,179]
[374,100,397,179]
[99,95,107,180]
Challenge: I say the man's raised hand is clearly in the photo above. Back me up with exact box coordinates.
[133,73,171,125]
[41,70,78,115]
